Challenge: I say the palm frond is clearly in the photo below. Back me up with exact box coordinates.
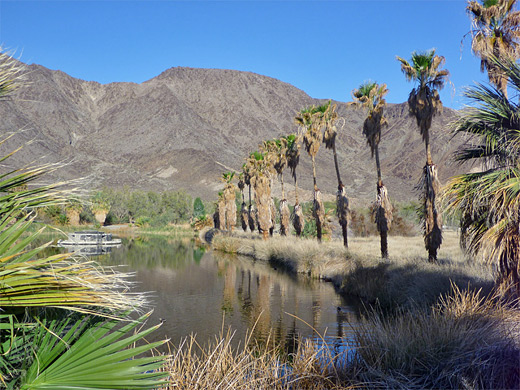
[19,313,168,390]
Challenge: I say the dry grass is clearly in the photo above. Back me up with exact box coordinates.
[212,233,349,278]
[161,326,357,390]
[159,286,519,390]
[349,286,520,389]
[211,231,494,310]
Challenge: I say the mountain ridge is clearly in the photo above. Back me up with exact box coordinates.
[0,61,466,205]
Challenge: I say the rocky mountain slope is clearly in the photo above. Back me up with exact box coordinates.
[0,62,468,204]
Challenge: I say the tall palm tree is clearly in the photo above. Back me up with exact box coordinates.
[247,150,273,239]
[322,101,349,247]
[273,138,290,236]
[295,104,328,242]
[444,56,520,297]
[351,82,393,258]
[285,133,304,236]
[466,0,520,97]
[260,140,278,236]
[221,171,236,232]
[397,49,449,262]
[242,162,256,232]
[237,172,248,231]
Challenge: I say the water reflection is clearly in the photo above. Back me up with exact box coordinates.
[51,234,362,350]
[57,243,121,256]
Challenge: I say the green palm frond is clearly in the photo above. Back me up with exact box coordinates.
[19,313,167,390]
[0,49,26,100]
[0,214,146,313]
[444,58,520,293]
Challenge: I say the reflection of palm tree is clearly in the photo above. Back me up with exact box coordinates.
[311,292,322,334]
[252,275,271,341]
[221,261,236,314]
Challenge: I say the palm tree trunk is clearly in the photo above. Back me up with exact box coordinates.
[294,173,299,205]
[279,199,290,236]
[311,156,323,241]
[333,144,349,248]
[248,184,255,232]
[240,202,248,231]
[280,174,285,200]
[337,186,349,248]
[311,156,318,191]
[374,145,392,259]
[313,189,324,243]
[375,145,383,187]
[424,130,433,166]
[423,164,442,262]
[332,144,342,187]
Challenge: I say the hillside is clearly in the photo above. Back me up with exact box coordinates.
[0,62,466,205]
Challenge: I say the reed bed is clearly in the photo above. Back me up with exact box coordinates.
[161,327,357,390]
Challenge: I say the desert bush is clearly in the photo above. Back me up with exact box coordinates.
[96,187,192,226]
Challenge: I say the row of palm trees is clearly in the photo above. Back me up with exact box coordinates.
[212,50,449,263]
[212,0,520,295]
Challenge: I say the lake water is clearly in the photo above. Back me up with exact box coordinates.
[59,234,361,351]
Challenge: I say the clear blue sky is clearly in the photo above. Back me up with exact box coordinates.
[0,0,488,108]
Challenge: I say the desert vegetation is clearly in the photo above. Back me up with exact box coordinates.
[39,187,194,228]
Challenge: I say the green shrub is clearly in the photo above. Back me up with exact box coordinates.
[193,197,205,219]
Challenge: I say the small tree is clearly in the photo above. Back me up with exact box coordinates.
[193,197,206,219]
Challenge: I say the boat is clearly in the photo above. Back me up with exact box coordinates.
[58,231,122,246]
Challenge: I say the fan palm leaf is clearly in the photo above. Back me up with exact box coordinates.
[444,57,520,295]
[467,0,520,96]
[18,312,167,390]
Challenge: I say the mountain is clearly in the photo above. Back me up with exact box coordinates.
[0,62,466,205]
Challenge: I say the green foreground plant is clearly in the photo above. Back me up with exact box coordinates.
[0,49,168,389]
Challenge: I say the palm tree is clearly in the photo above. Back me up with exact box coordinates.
[351,82,393,258]
[247,150,273,239]
[397,49,449,262]
[295,104,328,242]
[238,172,248,231]
[466,0,520,97]
[242,162,256,232]
[221,171,237,233]
[285,133,304,236]
[444,56,520,297]
[273,138,290,235]
[322,101,349,247]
